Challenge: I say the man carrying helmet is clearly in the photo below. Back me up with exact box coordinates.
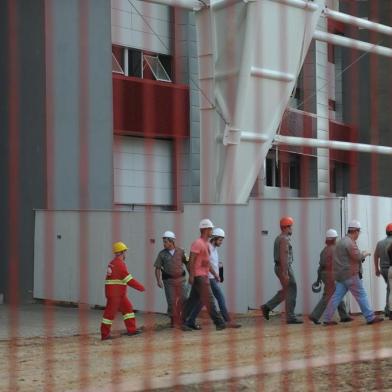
[154,230,188,328]
[374,223,392,318]
[101,241,145,340]
[261,216,303,324]
[323,220,383,325]
[182,219,226,330]
[187,228,241,329]
[309,229,352,324]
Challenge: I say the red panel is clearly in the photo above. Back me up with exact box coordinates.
[329,120,358,164]
[328,18,345,35]
[112,74,190,139]
[279,109,317,156]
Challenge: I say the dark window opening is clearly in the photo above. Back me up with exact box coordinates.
[128,49,142,78]
[329,99,336,111]
[265,151,300,189]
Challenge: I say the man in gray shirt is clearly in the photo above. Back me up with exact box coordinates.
[374,223,392,317]
[261,216,303,324]
[323,220,383,325]
[309,229,352,324]
[154,231,188,328]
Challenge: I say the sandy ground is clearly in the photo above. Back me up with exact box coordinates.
[1,312,392,392]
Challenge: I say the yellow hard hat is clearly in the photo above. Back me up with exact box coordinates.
[113,241,128,254]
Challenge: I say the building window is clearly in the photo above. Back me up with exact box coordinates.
[112,45,172,82]
[144,54,172,82]
[128,49,142,78]
[265,151,300,189]
[112,54,124,74]
[329,99,336,112]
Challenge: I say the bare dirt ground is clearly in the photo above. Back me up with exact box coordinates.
[1,313,392,392]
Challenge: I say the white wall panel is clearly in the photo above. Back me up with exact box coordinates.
[34,198,344,315]
[113,136,174,205]
[346,194,392,313]
[111,0,172,54]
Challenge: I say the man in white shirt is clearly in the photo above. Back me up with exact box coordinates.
[186,228,241,329]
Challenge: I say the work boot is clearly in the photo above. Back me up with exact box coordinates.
[216,324,226,331]
[340,317,354,323]
[180,324,193,331]
[186,323,202,330]
[123,329,143,336]
[101,335,114,341]
[287,319,303,325]
[261,305,270,320]
[226,321,242,328]
[323,321,338,326]
[308,316,321,325]
[367,316,384,325]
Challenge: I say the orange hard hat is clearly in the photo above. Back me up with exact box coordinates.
[280,216,294,227]
[386,223,392,233]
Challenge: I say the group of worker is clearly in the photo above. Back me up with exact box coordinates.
[100,218,240,340]
[261,217,389,326]
[100,216,391,340]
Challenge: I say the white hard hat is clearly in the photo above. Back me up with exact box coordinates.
[212,227,225,238]
[199,218,214,229]
[325,229,338,238]
[162,230,176,239]
[348,220,361,230]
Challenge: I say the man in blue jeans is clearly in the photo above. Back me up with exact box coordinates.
[323,220,384,326]
[186,228,241,329]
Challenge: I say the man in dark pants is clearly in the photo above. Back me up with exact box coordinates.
[186,227,241,329]
[261,216,303,324]
[374,223,392,317]
[323,220,383,325]
[309,229,352,324]
[182,219,226,331]
[154,230,188,328]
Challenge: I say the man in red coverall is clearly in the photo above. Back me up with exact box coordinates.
[101,241,145,340]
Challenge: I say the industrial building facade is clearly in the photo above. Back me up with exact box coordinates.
[0,0,391,303]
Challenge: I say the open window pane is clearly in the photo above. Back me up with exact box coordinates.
[144,54,172,82]
[112,53,124,74]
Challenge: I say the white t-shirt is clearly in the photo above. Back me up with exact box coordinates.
[208,244,219,279]
[169,249,175,256]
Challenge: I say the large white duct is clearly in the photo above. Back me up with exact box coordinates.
[196,0,325,203]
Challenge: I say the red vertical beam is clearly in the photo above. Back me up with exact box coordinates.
[278,5,291,392]
[172,10,185,390]
[224,5,239,392]
[142,5,155,385]
[7,0,20,390]
[324,5,338,388]
[78,1,90,389]
[347,1,360,390]
[369,1,383,390]
[44,0,55,390]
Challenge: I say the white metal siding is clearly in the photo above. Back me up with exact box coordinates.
[113,136,174,205]
[34,198,344,314]
[346,194,392,314]
[111,0,172,54]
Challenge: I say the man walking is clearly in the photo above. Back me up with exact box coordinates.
[323,220,383,325]
[374,223,392,317]
[154,231,188,328]
[187,228,241,328]
[182,219,226,331]
[309,229,352,324]
[261,216,303,324]
[101,241,145,340]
